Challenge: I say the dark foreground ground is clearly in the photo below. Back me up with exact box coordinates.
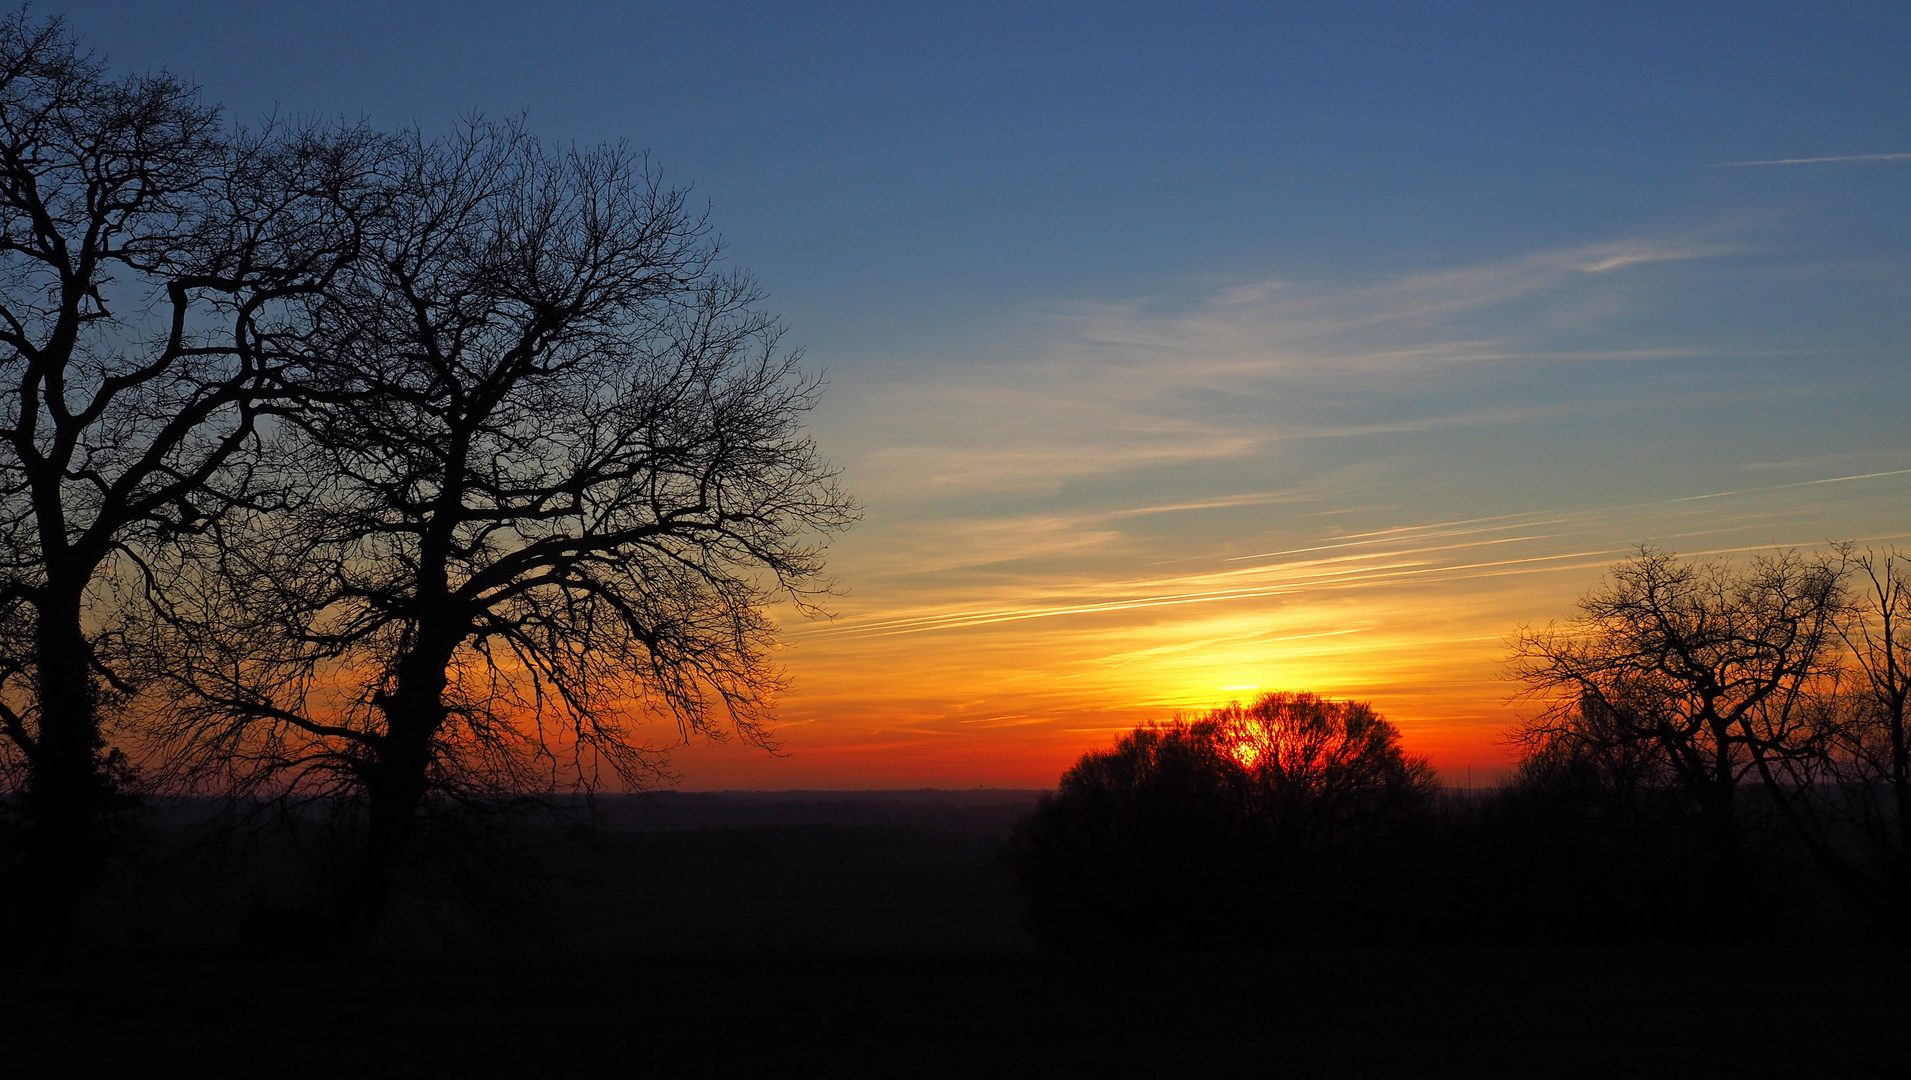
[10,791,1908,1078]
[13,945,1905,1078]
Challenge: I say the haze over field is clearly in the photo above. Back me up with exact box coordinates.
[79,2,1911,787]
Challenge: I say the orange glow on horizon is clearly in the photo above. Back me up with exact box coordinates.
[648,469,1911,791]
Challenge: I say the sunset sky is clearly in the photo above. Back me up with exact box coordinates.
[84,2,1911,787]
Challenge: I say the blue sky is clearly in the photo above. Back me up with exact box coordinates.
[73,2,1911,784]
[82,4,1911,316]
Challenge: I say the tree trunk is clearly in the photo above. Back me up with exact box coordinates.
[21,584,108,933]
[333,746,429,950]
[1891,705,1911,921]
[332,644,453,951]
[1698,781,1748,938]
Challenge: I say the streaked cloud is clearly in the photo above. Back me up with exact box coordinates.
[1710,152,1911,167]
[1045,238,1742,373]
[827,234,1763,508]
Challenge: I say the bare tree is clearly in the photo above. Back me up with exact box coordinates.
[0,9,380,921]
[1820,546,1911,922]
[148,120,857,946]
[1508,546,1845,929]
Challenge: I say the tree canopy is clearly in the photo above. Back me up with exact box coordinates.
[136,120,857,944]
[0,11,855,945]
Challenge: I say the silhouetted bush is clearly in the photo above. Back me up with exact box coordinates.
[1012,692,1436,951]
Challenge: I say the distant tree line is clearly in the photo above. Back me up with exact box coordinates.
[0,11,855,947]
[1015,545,1911,951]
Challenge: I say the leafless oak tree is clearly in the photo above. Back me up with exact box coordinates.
[148,120,857,946]
[0,9,380,921]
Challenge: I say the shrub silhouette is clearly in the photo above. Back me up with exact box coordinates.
[1013,692,1435,951]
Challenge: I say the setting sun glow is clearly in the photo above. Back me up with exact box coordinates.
[666,469,1911,788]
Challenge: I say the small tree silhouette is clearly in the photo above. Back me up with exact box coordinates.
[1013,691,1434,951]
[1216,692,1437,852]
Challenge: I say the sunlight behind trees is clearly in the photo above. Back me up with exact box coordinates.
[1011,691,1433,950]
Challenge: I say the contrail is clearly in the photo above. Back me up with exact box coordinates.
[801,548,1624,639]
[1710,152,1911,167]
[799,468,1911,640]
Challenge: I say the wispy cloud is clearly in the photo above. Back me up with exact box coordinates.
[802,467,1911,644]
[825,233,1765,504]
[1051,238,1741,367]
[1710,152,1911,167]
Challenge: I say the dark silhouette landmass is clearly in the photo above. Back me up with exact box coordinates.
[7,788,1907,1078]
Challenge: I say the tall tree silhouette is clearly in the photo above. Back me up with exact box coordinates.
[0,9,379,922]
[149,120,856,946]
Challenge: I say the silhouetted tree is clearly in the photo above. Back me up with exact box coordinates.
[1816,546,1911,925]
[1213,691,1437,851]
[0,9,380,923]
[1013,691,1433,951]
[147,120,856,947]
[1509,546,1845,931]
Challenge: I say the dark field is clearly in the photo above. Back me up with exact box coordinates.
[545,789,1043,956]
[11,791,1907,1078]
